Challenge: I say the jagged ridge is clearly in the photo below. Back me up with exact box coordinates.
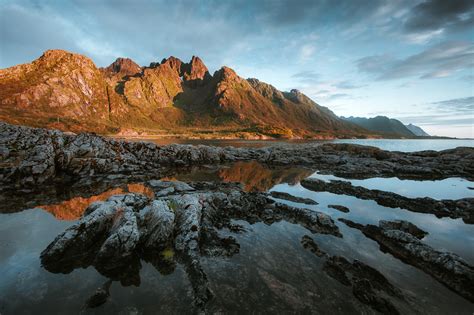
[0,49,372,138]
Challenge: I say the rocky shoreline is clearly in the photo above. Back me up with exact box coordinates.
[38,179,474,312]
[301,178,474,223]
[40,180,341,310]
[1,122,473,190]
[1,122,474,311]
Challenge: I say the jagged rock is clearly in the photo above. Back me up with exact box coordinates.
[272,202,342,237]
[270,191,318,205]
[138,200,175,250]
[181,56,212,86]
[323,256,403,314]
[39,182,344,309]
[301,235,326,257]
[94,205,140,272]
[339,218,474,302]
[328,204,350,213]
[40,194,147,276]
[102,57,141,78]
[0,49,372,138]
[148,180,195,192]
[379,220,428,239]
[84,280,112,309]
[302,178,474,223]
[2,123,473,192]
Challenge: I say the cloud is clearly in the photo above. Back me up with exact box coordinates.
[396,97,474,128]
[404,0,474,33]
[326,93,351,100]
[291,70,319,83]
[334,80,366,89]
[356,41,474,80]
[0,4,83,66]
[299,44,316,61]
[430,96,474,113]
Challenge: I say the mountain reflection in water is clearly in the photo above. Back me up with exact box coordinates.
[1,162,312,220]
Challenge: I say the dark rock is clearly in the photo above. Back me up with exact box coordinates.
[340,218,474,302]
[2,123,473,191]
[323,255,403,314]
[379,220,428,239]
[302,178,474,224]
[328,204,350,213]
[270,191,318,205]
[84,280,112,309]
[301,235,326,257]
[40,181,342,310]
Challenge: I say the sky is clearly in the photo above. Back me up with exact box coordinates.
[0,0,473,138]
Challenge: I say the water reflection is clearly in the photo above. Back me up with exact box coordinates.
[34,184,154,220]
[0,161,473,314]
[217,161,313,191]
[120,137,474,152]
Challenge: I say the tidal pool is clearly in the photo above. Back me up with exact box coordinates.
[0,161,473,314]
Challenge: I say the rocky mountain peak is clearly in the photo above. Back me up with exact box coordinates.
[40,49,71,59]
[35,49,96,70]
[182,55,211,84]
[160,56,184,74]
[104,57,141,77]
[214,66,238,81]
[0,48,372,138]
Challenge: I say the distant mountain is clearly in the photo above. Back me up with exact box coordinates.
[342,116,415,137]
[0,49,372,138]
[405,123,430,137]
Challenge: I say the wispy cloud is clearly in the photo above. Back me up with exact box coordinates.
[291,70,319,81]
[356,41,474,80]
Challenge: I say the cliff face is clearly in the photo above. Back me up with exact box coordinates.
[0,49,371,138]
[0,50,123,132]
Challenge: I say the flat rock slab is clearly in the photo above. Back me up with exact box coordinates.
[269,191,318,205]
[328,204,350,213]
[339,218,474,303]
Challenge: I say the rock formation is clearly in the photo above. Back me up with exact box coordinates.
[1,123,473,192]
[301,178,474,223]
[0,49,373,138]
[339,219,474,303]
[40,180,340,310]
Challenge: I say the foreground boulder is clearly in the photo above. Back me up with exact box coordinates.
[339,219,474,303]
[40,180,340,310]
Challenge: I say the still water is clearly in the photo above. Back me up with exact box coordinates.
[0,150,473,313]
[121,137,474,151]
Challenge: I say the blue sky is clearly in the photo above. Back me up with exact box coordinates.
[1,0,473,137]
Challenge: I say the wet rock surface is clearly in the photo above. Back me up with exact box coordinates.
[302,178,474,223]
[40,180,341,311]
[269,191,318,205]
[301,235,326,257]
[339,218,474,303]
[328,204,350,213]
[2,122,473,190]
[2,122,473,313]
[301,235,406,314]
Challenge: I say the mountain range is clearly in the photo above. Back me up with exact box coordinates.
[0,49,426,139]
[405,123,430,137]
[342,116,429,138]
